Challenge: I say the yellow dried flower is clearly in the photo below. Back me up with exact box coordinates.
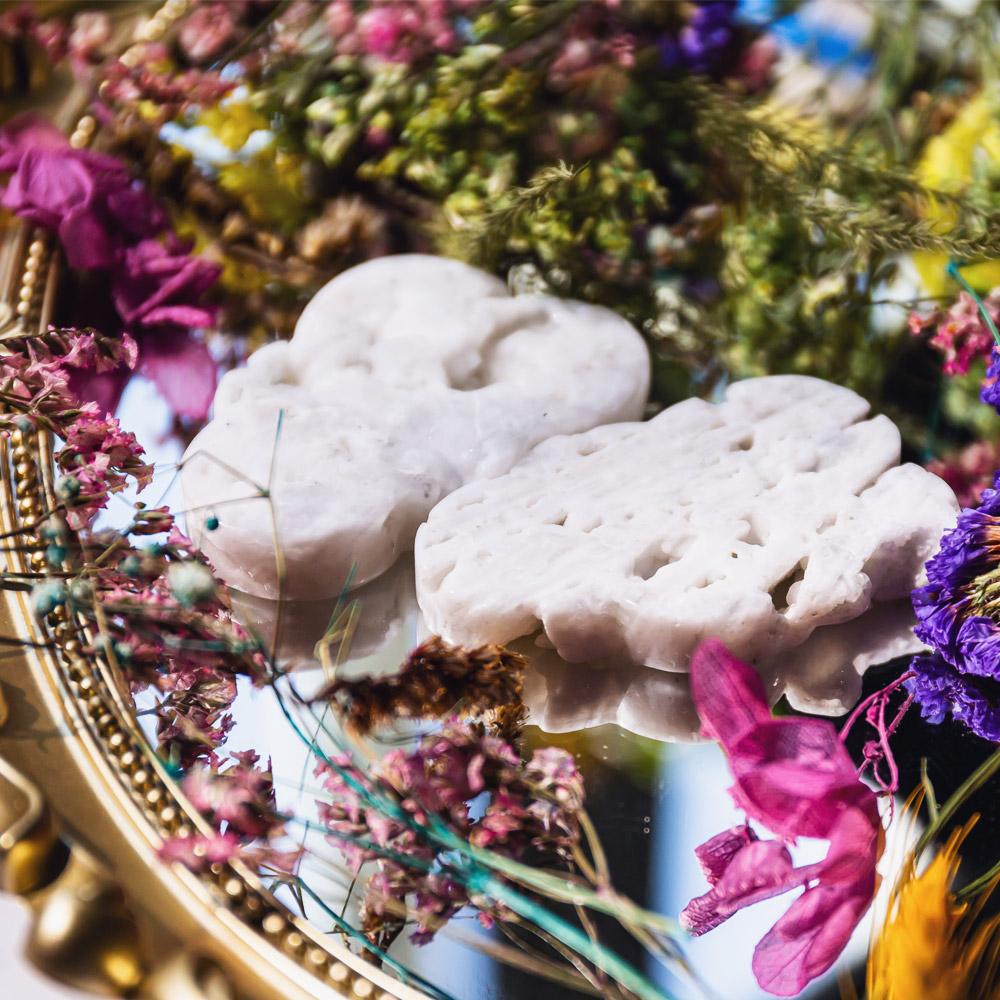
[197,99,270,152]
[216,149,308,233]
[868,821,1000,1000]
[914,90,1000,297]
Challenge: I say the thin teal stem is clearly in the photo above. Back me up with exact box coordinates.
[272,682,681,998]
[947,259,1000,349]
[471,871,673,1000]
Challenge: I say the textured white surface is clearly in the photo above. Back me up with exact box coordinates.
[416,375,958,723]
[182,255,650,599]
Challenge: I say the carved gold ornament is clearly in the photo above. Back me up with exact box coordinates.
[0,77,418,1000]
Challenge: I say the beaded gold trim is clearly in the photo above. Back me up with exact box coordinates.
[0,218,411,1000]
[0,14,418,984]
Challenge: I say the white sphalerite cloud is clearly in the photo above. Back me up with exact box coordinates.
[415,375,958,725]
[181,255,650,599]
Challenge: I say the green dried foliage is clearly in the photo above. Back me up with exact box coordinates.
[682,80,1000,258]
[716,208,900,398]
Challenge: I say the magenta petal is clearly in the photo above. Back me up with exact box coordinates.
[820,806,882,884]
[733,764,859,841]
[139,332,217,420]
[731,717,856,778]
[727,718,863,839]
[681,838,809,936]
[59,205,118,270]
[713,839,818,911]
[694,823,757,885]
[8,150,95,218]
[752,880,873,997]
[139,303,218,328]
[0,113,68,169]
[690,639,770,747]
[67,368,129,414]
[104,186,168,240]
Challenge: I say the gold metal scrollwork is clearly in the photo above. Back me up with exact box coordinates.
[0,5,417,993]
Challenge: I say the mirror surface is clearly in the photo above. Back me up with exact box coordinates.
[118,375,927,1000]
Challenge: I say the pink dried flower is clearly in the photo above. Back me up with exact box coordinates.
[177,2,247,64]
[735,35,779,92]
[928,440,1000,508]
[681,640,883,997]
[181,751,280,839]
[100,43,234,116]
[67,11,112,66]
[911,291,1000,376]
[112,237,220,331]
[0,329,152,529]
[0,116,221,420]
[0,113,166,271]
[315,718,584,946]
[59,412,152,530]
[155,665,237,767]
[325,0,459,64]
[0,4,67,62]
[160,830,243,871]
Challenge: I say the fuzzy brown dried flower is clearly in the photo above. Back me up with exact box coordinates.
[295,195,387,264]
[316,636,525,735]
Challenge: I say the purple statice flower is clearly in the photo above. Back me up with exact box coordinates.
[908,477,1000,741]
[660,1,736,74]
[981,348,1000,412]
[908,653,1000,741]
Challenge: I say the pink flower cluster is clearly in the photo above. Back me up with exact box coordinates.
[928,439,1000,508]
[93,523,265,768]
[161,750,299,873]
[681,640,883,997]
[0,330,150,529]
[0,3,68,64]
[155,663,238,769]
[324,0,463,64]
[177,1,247,65]
[910,290,1000,375]
[101,42,234,117]
[0,115,220,419]
[315,718,583,944]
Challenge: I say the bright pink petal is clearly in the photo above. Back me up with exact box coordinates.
[752,879,873,996]
[2,148,94,229]
[682,838,814,936]
[59,204,118,270]
[67,368,129,414]
[820,806,882,884]
[694,823,757,885]
[683,639,884,997]
[689,639,770,747]
[727,718,862,839]
[731,717,856,779]
[0,113,67,169]
[140,332,217,421]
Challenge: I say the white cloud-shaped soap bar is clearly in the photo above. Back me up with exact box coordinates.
[415,375,958,720]
[181,255,650,599]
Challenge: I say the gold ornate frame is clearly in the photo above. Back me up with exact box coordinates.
[0,208,420,1000]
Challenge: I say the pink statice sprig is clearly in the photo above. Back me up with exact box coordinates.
[0,327,150,530]
[3,328,265,770]
[160,750,300,874]
[315,716,585,947]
